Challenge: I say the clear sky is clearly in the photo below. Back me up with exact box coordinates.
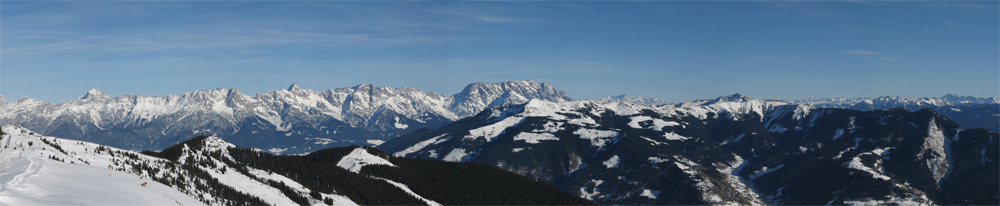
[2,1,997,103]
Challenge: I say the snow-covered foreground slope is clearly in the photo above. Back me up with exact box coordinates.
[0,124,203,206]
[0,123,353,205]
[0,157,202,206]
[381,94,1000,205]
[0,123,594,206]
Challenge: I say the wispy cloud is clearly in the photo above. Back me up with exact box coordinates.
[2,26,471,55]
[475,16,522,24]
[427,8,525,24]
[843,49,883,55]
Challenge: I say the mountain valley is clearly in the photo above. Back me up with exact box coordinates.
[0,81,997,205]
[379,94,999,205]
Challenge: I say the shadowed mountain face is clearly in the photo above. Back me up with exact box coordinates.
[379,95,999,205]
[0,80,571,154]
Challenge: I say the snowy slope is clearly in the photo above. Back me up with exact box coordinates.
[0,124,204,206]
[0,123,594,206]
[381,95,785,205]
[381,94,1000,205]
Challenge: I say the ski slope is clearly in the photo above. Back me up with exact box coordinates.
[0,124,204,206]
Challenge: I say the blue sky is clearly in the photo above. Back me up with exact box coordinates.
[2,1,997,103]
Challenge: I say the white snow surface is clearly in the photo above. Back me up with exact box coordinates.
[374,177,442,206]
[790,95,1000,111]
[442,148,469,162]
[464,117,525,142]
[640,136,668,146]
[245,167,356,206]
[627,116,680,131]
[573,129,619,148]
[663,132,691,141]
[603,155,621,168]
[843,196,927,206]
[0,124,360,206]
[640,189,660,199]
[603,102,642,116]
[394,133,449,157]
[648,157,669,164]
[337,148,396,173]
[919,119,950,185]
[0,156,204,206]
[366,139,386,146]
[0,124,203,206]
[393,117,409,129]
[578,179,604,200]
[513,132,560,144]
[845,155,891,181]
[533,121,564,133]
[0,80,572,150]
[715,155,764,206]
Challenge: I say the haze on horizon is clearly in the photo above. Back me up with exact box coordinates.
[2,1,997,103]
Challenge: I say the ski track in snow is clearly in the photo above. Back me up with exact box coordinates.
[0,125,203,206]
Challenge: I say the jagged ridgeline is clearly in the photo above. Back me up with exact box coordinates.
[379,95,1000,205]
[140,135,595,205]
[1,80,994,156]
[0,80,571,154]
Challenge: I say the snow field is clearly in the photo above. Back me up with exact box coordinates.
[0,124,203,206]
[574,129,619,148]
[464,117,525,142]
[337,148,396,173]
[603,155,620,168]
[513,132,559,144]
[442,148,469,162]
[640,189,661,199]
[394,133,449,157]
[627,116,680,131]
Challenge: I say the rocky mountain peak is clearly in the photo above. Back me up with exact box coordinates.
[717,93,753,102]
[287,83,301,91]
[350,84,379,95]
[79,88,110,100]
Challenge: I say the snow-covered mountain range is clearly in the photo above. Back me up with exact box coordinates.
[0,79,994,156]
[786,95,999,132]
[787,94,1000,108]
[0,80,570,154]
[0,124,593,205]
[589,94,669,105]
[378,94,999,205]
